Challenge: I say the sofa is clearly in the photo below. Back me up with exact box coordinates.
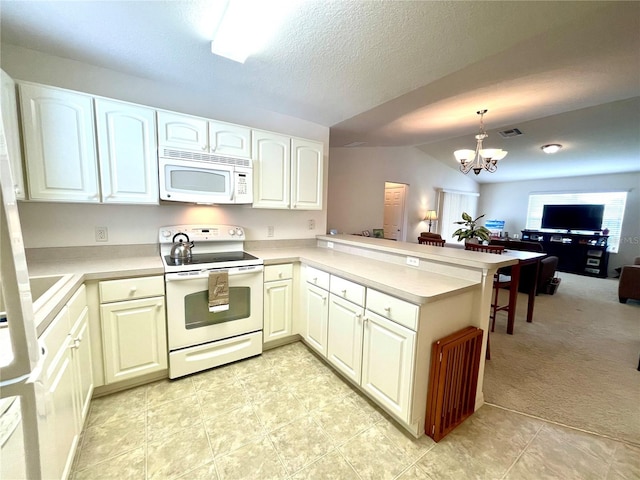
[618,257,640,304]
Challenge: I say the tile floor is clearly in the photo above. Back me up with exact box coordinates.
[71,341,640,480]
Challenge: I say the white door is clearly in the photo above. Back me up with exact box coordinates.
[208,121,251,159]
[157,110,208,152]
[264,278,293,342]
[100,296,167,384]
[291,138,323,210]
[252,130,291,209]
[304,283,329,357]
[95,98,158,204]
[361,309,415,423]
[327,294,364,383]
[383,184,407,241]
[19,83,99,202]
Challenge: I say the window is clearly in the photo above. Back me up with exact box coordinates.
[438,189,480,245]
[526,192,628,253]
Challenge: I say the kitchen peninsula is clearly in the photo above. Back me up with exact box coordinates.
[26,234,514,440]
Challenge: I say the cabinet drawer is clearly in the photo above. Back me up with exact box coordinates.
[67,284,87,322]
[330,275,365,306]
[99,275,164,303]
[366,289,418,331]
[264,263,293,282]
[304,265,330,290]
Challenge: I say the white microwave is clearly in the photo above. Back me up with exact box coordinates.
[159,149,253,205]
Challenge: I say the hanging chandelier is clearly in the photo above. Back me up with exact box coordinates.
[454,109,507,175]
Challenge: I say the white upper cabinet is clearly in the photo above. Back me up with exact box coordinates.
[252,130,324,210]
[252,129,291,209]
[19,83,100,202]
[95,98,158,204]
[291,138,323,210]
[157,111,251,159]
[209,120,251,159]
[1,69,25,199]
[157,110,208,152]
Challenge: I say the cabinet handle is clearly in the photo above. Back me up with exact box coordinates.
[341,289,347,296]
[384,306,391,314]
[156,303,163,309]
[14,186,21,196]
[278,272,283,278]
[130,286,137,294]
[202,145,208,151]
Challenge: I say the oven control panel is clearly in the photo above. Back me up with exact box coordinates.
[159,224,245,243]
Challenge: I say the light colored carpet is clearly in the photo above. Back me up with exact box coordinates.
[483,271,640,446]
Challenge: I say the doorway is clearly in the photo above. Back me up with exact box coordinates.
[383,182,407,241]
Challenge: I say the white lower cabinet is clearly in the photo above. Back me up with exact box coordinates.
[327,294,364,383]
[38,284,92,480]
[99,276,167,384]
[302,264,419,428]
[263,264,294,344]
[304,283,329,356]
[361,309,416,422]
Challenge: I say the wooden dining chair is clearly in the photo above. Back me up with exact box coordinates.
[465,243,512,359]
[418,236,446,247]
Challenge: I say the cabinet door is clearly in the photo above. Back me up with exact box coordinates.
[361,310,416,423]
[38,306,79,480]
[101,296,167,384]
[1,69,25,199]
[264,278,293,343]
[291,138,323,210]
[327,294,364,383]
[19,83,99,202]
[209,121,251,159]
[70,306,93,425]
[304,283,329,357]
[157,110,208,152]
[95,98,158,204]
[252,130,290,209]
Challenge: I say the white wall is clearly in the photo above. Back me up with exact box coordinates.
[327,146,479,241]
[2,44,330,247]
[478,172,640,272]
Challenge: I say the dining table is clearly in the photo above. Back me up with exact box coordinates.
[500,249,547,334]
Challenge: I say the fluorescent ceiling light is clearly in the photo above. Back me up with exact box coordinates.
[211,0,299,63]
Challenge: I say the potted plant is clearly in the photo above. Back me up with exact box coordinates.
[452,212,492,243]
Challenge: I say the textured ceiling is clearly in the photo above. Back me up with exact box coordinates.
[1,0,639,183]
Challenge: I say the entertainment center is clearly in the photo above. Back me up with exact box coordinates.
[520,203,609,278]
[520,231,609,278]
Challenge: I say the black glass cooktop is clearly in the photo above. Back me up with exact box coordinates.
[164,251,259,267]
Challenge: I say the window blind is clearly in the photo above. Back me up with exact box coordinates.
[438,190,480,245]
[526,192,628,253]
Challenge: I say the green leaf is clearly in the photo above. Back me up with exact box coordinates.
[462,212,472,222]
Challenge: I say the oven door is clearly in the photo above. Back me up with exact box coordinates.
[159,157,234,204]
[165,265,263,350]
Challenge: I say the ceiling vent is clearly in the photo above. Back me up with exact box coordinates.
[498,128,523,138]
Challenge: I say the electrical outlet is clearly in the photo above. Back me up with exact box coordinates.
[406,256,419,267]
[95,226,108,242]
[327,241,334,249]
[308,219,315,230]
[267,226,274,237]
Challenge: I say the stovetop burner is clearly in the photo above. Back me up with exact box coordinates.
[164,251,260,267]
[159,224,263,273]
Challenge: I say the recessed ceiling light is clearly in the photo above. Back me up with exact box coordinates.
[541,144,563,154]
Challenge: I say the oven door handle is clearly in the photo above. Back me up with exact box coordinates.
[165,265,264,281]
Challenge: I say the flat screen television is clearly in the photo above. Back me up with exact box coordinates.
[541,204,605,232]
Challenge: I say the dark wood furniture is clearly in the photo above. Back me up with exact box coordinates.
[520,230,609,278]
[618,256,640,304]
[418,236,446,247]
